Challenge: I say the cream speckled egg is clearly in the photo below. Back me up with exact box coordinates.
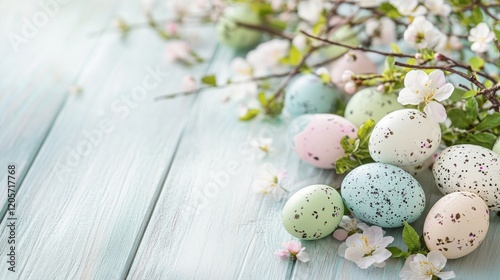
[493,137,500,155]
[285,74,342,117]
[401,150,440,176]
[344,87,404,127]
[423,192,489,259]
[330,51,378,93]
[433,144,500,210]
[288,114,357,169]
[341,163,426,228]
[282,184,344,240]
[369,109,441,167]
[216,4,261,49]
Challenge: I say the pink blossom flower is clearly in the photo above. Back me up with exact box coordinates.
[275,240,310,262]
[165,40,196,64]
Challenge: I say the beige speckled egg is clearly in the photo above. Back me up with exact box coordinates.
[369,109,441,167]
[282,185,344,240]
[433,144,500,210]
[423,192,489,259]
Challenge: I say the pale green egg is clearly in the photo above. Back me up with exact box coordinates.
[493,137,500,155]
[282,184,344,240]
[215,4,261,49]
[320,25,359,58]
[344,87,404,127]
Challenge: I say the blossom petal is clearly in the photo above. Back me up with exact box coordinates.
[434,83,454,101]
[398,88,423,105]
[436,270,456,279]
[338,242,348,257]
[373,261,386,268]
[428,70,446,88]
[427,251,447,270]
[424,101,447,123]
[333,229,348,241]
[344,247,366,263]
[274,249,288,259]
[285,241,302,254]
[355,256,376,269]
[296,251,310,263]
[404,70,429,92]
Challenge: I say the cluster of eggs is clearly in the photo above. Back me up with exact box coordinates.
[214,5,499,260]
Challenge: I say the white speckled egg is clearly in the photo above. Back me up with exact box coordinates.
[216,4,261,49]
[341,163,426,228]
[330,51,378,94]
[285,74,342,117]
[423,192,489,259]
[344,87,404,127]
[369,109,441,167]
[288,114,357,169]
[401,150,440,176]
[433,144,500,210]
[493,137,500,155]
[282,184,344,240]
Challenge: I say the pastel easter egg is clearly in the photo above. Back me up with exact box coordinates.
[216,4,261,49]
[320,18,360,58]
[330,50,378,93]
[282,184,344,240]
[289,114,357,169]
[423,192,489,259]
[400,150,440,176]
[341,163,426,228]
[493,137,500,155]
[369,109,441,167]
[285,74,342,117]
[344,87,404,127]
[433,144,500,210]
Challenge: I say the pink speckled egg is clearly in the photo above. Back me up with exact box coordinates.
[330,50,378,93]
[288,114,357,169]
[423,192,489,259]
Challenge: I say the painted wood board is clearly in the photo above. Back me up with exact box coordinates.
[0,4,219,280]
[0,0,123,218]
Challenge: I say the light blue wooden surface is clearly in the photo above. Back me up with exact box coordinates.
[1,1,499,279]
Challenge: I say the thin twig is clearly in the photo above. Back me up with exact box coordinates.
[235,21,293,40]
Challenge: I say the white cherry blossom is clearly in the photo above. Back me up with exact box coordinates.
[390,0,427,16]
[252,164,288,201]
[365,17,396,46]
[298,0,324,23]
[247,39,290,77]
[357,0,381,8]
[404,16,444,49]
[424,0,451,16]
[399,251,456,280]
[275,240,310,262]
[468,22,495,53]
[397,70,454,123]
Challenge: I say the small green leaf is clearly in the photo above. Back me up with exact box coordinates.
[239,108,260,121]
[340,136,354,153]
[449,88,466,102]
[471,6,483,25]
[319,73,331,84]
[494,29,500,41]
[465,98,479,122]
[447,108,470,129]
[391,43,402,54]
[475,113,500,131]
[469,56,485,71]
[357,119,376,140]
[378,2,402,18]
[385,56,395,70]
[201,75,217,86]
[402,221,420,253]
[457,132,497,149]
[334,156,360,174]
[462,90,477,99]
[257,92,268,106]
[386,246,407,259]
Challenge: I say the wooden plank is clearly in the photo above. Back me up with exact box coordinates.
[0,4,219,280]
[127,48,338,279]
[0,0,122,218]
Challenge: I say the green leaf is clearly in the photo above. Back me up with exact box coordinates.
[462,90,477,99]
[239,108,260,121]
[465,98,479,123]
[391,43,402,54]
[475,113,500,131]
[335,156,360,174]
[469,56,485,71]
[447,108,470,129]
[340,136,354,153]
[280,45,303,66]
[385,56,395,70]
[319,73,331,84]
[457,132,497,149]
[386,246,407,259]
[201,75,217,86]
[257,92,268,107]
[449,88,466,102]
[402,221,420,253]
[357,119,376,140]
[378,2,402,18]
[494,29,500,41]
[471,7,483,25]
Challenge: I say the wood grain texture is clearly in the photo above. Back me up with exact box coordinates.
[0,0,122,218]
[0,1,219,279]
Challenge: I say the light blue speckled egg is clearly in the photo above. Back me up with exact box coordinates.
[341,163,426,228]
[285,74,341,117]
[344,87,404,127]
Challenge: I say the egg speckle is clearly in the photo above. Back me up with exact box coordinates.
[288,114,357,169]
[423,192,489,259]
[369,109,441,167]
[341,163,426,228]
[282,185,344,240]
[285,74,341,117]
[433,144,500,210]
[344,87,404,127]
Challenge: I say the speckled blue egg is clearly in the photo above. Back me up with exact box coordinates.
[341,163,426,228]
[282,184,344,240]
[285,74,341,117]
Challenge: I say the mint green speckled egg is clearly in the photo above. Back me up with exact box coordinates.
[344,87,404,127]
[216,4,261,49]
[282,184,344,240]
